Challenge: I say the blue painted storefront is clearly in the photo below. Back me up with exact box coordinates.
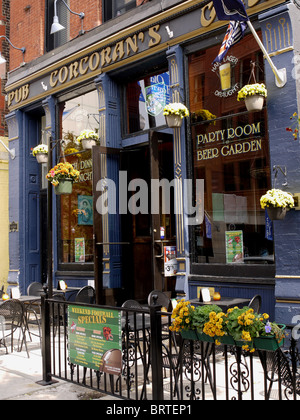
[5,1,300,327]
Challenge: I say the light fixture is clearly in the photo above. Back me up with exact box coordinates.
[51,0,85,36]
[0,36,26,78]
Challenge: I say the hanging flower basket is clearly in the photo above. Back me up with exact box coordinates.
[266,206,287,221]
[76,130,99,150]
[46,162,80,195]
[260,189,294,220]
[163,103,189,128]
[244,95,265,112]
[32,144,48,163]
[36,153,48,164]
[237,83,267,112]
[54,178,73,195]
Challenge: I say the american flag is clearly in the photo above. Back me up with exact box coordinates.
[213,21,247,63]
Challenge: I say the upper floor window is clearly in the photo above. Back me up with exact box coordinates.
[103,0,137,22]
[46,0,69,52]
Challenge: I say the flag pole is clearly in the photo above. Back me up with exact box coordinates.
[246,20,287,88]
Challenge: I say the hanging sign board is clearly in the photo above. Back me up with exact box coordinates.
[68,305,122,374]
[164,246,178,277]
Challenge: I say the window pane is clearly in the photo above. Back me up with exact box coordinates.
[126,71,170,134]
[189,35,274,265]
[58,91,98,264]
[103,0,136,21]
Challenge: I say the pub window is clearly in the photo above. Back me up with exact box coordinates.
[45,0,69,52]
[103,0,137,22]
[189,34,274,265]
[57,90,98,266]
[126,70,170,134]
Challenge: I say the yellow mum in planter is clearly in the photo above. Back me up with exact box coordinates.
[46,162,80,187]
[237,83,267,101]
[260,189,294,209]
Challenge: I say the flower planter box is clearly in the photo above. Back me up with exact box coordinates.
[219,335,236,346]
[36,153,48,164]
[180,330,198,340]
[55,179,73,195]
[245,95,265,112]
[180,330,215,343]
[253,325,286,351]
[266,206,287,221]
[81,138,97,150]
[165,115,183,128]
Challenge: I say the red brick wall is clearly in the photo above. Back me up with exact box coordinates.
[9,0,151,71]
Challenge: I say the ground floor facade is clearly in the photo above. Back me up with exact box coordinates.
[5,0,300,325]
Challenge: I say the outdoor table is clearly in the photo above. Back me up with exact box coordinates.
[53,287,81,301]
[190,297,251,311]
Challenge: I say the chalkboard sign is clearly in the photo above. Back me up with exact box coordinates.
[68,305,122,374]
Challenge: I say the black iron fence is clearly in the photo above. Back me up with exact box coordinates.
[40,294,300,400]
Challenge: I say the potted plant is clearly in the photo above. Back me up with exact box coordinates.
[163,103,189,128]
[237,83,267,112]
[286,112,300,140]
[46,162,80,195]
[76,129,99,150]
[32,144,48,163]
[260,188,294,220]
[170,301,286,352]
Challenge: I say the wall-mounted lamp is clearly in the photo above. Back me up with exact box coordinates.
[0,36,26,78]
[0,139,15,160]
[51,0,85,36]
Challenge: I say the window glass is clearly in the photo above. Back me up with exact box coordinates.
[189,34,274,265]
[58,91,98,264]
[103,0,136,21]
[126,71,170,134]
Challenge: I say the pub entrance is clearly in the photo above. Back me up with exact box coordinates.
[121,132,176,302]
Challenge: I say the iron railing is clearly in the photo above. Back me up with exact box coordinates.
[40,293,300,400]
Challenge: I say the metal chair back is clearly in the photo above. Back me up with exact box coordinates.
[27,282,43,296]
[148,290,171,311]
[75,286,96,304]
[248,295,262,313]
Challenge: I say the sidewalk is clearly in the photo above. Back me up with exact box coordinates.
[0,329,284,401]
[0,336,108,400]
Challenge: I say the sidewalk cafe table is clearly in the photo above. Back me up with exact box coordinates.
[190,297,251,311]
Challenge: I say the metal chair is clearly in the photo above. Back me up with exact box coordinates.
[258,348,300,400]
[248,295,262,313]
[75,286,96,304]
[147,290,172,311]
[0,299,29,357]
[27,282,43,296]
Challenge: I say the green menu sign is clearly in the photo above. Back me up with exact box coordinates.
[225,230,244,263]
[68,305,122,375]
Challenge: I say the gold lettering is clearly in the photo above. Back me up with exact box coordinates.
[201,2,216,27]
[22,84,30,101]
[58,66,68,84]
[148,25,161,47]
[112,41,125,62]
[248,0,260,7]
[125,35,138,55]
[8,91,15,107]
[15,87,23,104]
[89,52,101,71]
[79,56,89,75]
[100,48,111,67]
[69,62,79,80]
[50,70,58,87]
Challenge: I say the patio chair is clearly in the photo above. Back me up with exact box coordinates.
[0,299,29,357]
[147,290,172,311]
[27,282,44,296]
[258,348,300,400]
[75,286,96,304]
[248,295,262,313]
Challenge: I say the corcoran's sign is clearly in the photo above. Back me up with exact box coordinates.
[6,0,284,110]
